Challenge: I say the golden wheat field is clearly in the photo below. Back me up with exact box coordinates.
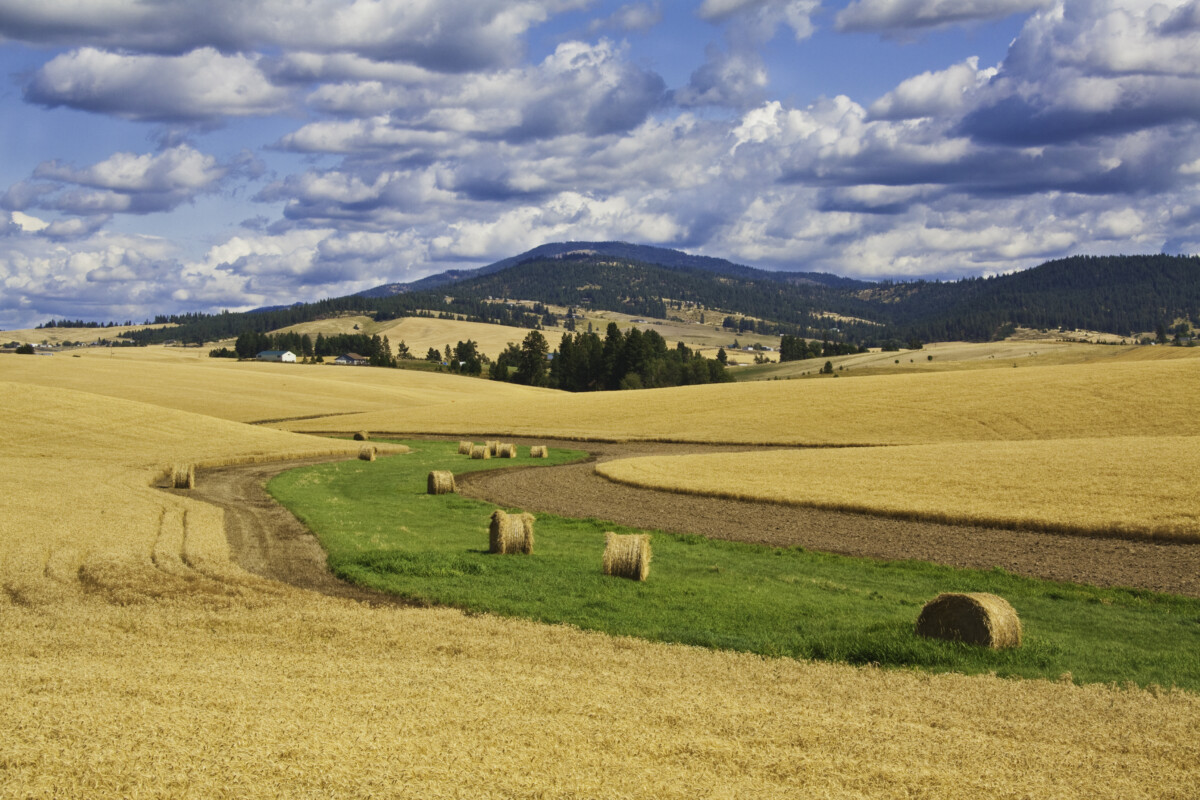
[0,323,174,346]
[743,338,1200,381]
[4,347,1200,797]
[596,436,1200,541]
[1,345,555,424]
[2,375,1199,798]
[277,314,570,360]
[283,355,1200,445]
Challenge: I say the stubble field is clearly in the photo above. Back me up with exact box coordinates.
[1,349,1198,798]
[595,436,1200,541]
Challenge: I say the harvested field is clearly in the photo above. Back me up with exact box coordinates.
[457,441,1200,597]
[595,437,1200,542]
[1,345,557,424]
[282,357,1200,445]
[3,373,1200,798]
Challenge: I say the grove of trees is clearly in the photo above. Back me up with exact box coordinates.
[492,324,730,391]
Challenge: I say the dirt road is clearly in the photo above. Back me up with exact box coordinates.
[191,457,415,606]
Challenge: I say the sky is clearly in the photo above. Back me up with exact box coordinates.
[3,0,1200,328]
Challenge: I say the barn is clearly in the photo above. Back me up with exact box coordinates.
[256,350,296,363]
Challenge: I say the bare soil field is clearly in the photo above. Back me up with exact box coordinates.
[456,440,1200,597]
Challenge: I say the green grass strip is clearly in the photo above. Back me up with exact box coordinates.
[268,439,1200,690]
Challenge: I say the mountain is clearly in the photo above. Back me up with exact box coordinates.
[872,254,1200,341]
[357,241,868,297]
[125,249,1200,347]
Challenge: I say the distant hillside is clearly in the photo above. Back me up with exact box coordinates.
[435,252,875,336]
[873,254,1200,341]
[358,241,867,297]
[118,249,1199,348]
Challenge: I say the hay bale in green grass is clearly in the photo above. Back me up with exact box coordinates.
[916,592,1022,649]
[353,431,370,441]
[499,443,517,458]
[427,470,456,495]
[470,445,490,460]
[529,445,549,458]
[489,510,534,554]
[358,446,376,462]
[486,440,500,456]
[603,532,651,581]
[171,464,195,490]
[457,440,473,455]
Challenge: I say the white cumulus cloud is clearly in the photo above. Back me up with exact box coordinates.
[25,47,291,121]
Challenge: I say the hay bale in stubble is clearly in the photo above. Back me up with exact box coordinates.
[489,510,534,554]
[427,470,456,495]
[916,592,1022,649]
[457,440,473,455]
[603,532,651,581]
[353,431,370,441]
[470,445,490,460]
[499,443,517,458]
[529,445,549,458]
[171,464,195,489]
[358,446,376,462]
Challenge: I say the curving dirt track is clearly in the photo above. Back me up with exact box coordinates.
[194,441,1200,598]
[191,457,416,606]
[458,440,1200,597]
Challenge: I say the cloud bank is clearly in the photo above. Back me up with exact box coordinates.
[2,0,1200,328]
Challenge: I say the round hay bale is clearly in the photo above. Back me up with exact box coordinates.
[457,440,473,455]
[486,440,500,456]
[916,592,1022,649]
[489,510,533,555]
[470,445,490,460]
[602,532,651,581]
[171,464,195,490]
[427,470,457,495]
[353,431,370,441]
[529,445,549,458]
[499,443,517,458]
[358,446,376,462]
[518,512,535,554]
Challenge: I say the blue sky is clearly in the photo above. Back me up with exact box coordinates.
[3,0,1199,328]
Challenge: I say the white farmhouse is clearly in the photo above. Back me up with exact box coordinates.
[256,350,296,363]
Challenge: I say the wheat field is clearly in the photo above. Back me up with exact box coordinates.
[2,367,1198,797]
[740,337,1200,380]
[276,314,569,360]
[1,345,555,424]
[283,356,1200,445]
[0,323,175,345]
[596,436,1200,541]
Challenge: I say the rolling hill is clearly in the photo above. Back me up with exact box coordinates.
[25,244,1200,350]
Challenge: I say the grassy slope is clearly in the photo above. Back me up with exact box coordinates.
[269,440,1200,690]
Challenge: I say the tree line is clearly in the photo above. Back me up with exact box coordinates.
[491,323,730,391]
[211,330,400,366]
[778,335,868,362]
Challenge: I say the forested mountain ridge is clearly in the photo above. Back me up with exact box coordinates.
[112,250,1200,347]
[867,254,1200,341]
[358,241,867,296]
